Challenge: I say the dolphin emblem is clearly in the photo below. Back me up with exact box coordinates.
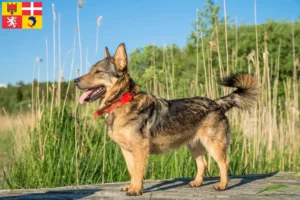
[28,16,37,28]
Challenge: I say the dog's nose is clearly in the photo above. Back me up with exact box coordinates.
[74,78,80,84]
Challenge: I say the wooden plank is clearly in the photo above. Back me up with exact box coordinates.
[0,172,299,199]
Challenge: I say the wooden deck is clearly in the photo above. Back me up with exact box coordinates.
[0,172,299,199]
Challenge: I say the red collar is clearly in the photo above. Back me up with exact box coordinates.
[93,92,135,117]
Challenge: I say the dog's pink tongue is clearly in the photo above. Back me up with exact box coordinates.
[79,89,93,104]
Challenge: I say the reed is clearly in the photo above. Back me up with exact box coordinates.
[1,0,299,190]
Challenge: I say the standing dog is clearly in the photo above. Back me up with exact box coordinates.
[75,43,259,196]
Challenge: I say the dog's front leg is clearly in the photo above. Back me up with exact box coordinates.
[126,140,149,196]
[120,148,134,192]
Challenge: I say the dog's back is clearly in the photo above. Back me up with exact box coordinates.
[141,73,259,154]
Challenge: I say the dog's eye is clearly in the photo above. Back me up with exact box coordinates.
[95,70,103,74]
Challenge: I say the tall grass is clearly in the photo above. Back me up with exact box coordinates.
[0,111,31,162]
[0,111,31,183]
[45,37,49,104]
[1,1,299,189]
[50,3,56,122]
[95,16,103,56]
[1,106,252,189]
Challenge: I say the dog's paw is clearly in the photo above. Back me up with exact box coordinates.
[188,180,202,187]
[126,187,143,196]
[213,183,227,191]
[121,185,130,192]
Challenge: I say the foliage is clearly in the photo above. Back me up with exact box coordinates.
[0,81,76,113]
[0,14,300,112]
[1,1,300,113]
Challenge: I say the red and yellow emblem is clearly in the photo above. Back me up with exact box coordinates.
[2,2,42,29]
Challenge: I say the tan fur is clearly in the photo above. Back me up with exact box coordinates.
[188,142,207,187]
[75,43,259,196]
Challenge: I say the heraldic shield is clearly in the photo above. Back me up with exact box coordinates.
[2,2,42,29]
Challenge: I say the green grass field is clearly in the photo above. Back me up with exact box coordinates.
[1,102,299,189]
[0,131,12,174]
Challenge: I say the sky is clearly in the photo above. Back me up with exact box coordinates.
[0,0,299,85]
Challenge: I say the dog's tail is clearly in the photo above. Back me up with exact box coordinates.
[215,73,259,112]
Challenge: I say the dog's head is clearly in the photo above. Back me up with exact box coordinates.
[74,43,128,105]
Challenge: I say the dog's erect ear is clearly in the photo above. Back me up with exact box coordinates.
[113,43,127,72]
[104,47,111,59]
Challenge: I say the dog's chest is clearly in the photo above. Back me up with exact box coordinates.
[105,113,132,150]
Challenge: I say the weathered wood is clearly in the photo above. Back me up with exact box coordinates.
[0,172,299,199]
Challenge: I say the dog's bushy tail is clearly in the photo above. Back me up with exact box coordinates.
[215,73,259,112]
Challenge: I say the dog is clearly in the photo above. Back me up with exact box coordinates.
[74,43,259,196]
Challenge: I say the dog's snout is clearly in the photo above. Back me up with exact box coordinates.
[74,78,80,84]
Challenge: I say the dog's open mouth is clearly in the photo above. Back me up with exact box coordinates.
[79,86,106,104]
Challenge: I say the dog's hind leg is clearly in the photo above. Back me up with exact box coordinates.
[188,142,207,187]
[204,120,230,191]
[206,140,229,190]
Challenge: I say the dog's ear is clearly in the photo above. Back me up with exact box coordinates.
[113,43,127,72]
[104,47,111,59]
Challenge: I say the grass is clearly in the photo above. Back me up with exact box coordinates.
[1,1,300,190]
[0,131,13,155]
[0,130,13,173]
[0,113,31,154]
[1,102,299,189]
[0,113,32,186]
[257,185,290,194]
[0,108,260,188]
